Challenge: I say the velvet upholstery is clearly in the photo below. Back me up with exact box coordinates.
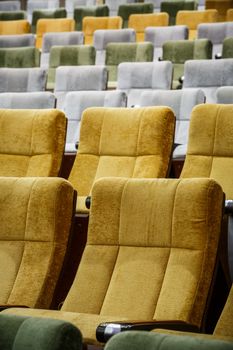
[0,47,40,68]
[0,34,35,48]
[145,25,188,60]
[162,39,212,88]
[0,68,47,92]
[139,89,205,159]
[161,0,198,25]
[94,28,136,65]
[118,3,154,28]
[128,13,169,41]
[205,0,233,22]
[222,37,233,58]
[27,0,60,23]
[0,92,56,109]
[117,61,173,107]
[35,18,75,49]
[3,176,224,345]
[0,177,75,308]
[106,42,154,86]
[0,1,20,11]
[31,8,67,33]
[183,58,233,103]
[176,9,219,39]
[83,16,122,45]
[0,109,66,177]
[216,87,233,104]
[0,314,82,350]
[227,9,233,21]
[0,10,26,21]
[0,19,30,35]
[74,5,109,31]
[47,45,95,90]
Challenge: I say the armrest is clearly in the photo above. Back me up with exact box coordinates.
[0,305,29,312]
[225,200,233,215]
[96,320,200,343]
[215,53,222,59]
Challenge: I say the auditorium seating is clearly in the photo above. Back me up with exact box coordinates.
[105,0,138,16]
[161,0,198,25]
[83,16,122,44]
[27,0,59,23]
[0,91,56,109]
[0,47,40,68]
[0,19,30,35]
[0,10,26,20]
[65,0,96,18]
[216,86,233,103]
[205,0,233,22]
[31,8,67,33]
[74,5,109,30]
[118,2,154,28]
[0,33,35,47]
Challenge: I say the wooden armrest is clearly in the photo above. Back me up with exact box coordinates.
[0,305,29,312]
[96,320,200,343]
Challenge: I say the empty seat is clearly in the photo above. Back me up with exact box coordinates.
[0,177,75,309]
[0,33,35,47]
[83,16,122,45]
[47,44,96,90]
[35,18,75,49]
[139,89,205,159]
[226,8,233,21]
[40,31,84,68]
[0,47,40,68]
[205,0,233,22]
[105,0,138,16]
[74,5,109,31]
[2,175,224,346]
[117,61,173,107]
[0,10,26,20]
[118,3,154,28]
[222,37,233,58]
[0,68,47,92]
[162,39,212,89]
[183,58,233,103]
[144,0,164,12]
[0,91,56,109]
[65,0,96,18]
[161,0,198,25]
[216,86,233,104]
[105,42,154,88]
[0,1,20,11]
[0,19,30,35]
[176,9,219,39]
[31,8,67,33]
[94,28,136,65]
[197,22,233,58]
[128,13,169,41]
[145,25,188,60]
[0,109,67,176]
[27,0,60,23]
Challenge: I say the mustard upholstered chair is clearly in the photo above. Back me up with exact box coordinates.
[0,19,30,35]
[68,106,175,212]
[83,16,122,45]
[0,92,56,109]
[0,176,75,309]
[2,175,224,346]
[226,8,233,21]
[128,13,169,42]
[205,0,233,22]
[35,18,75,49]
[176,9,219,39]
[0,33,35,48]
[118,3,154,28]
[0,109,67,177]
[0,47,40,68]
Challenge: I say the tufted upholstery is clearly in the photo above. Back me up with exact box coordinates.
[0,19,30,35]
[161,0,198,25]
[0,68,47,92]
[3,176,224,345]
[118,3,154,28]
[0,177,75,309]
[74,5,109,31]
[0,34,35,48]
[0,92,56,109]
[128,13,169,42]
[0,47,40,68]
[0,109,66,177]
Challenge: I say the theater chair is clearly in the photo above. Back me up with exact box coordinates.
[31,8,67,33]
[161,0,198,26]
[0,19,30,35]
[0,47,40,68]
[27,0,60,23]
[118,3,154,28]
[0,33,35,48]
[222,37,233,59]
[74,5,109,31]
[0,10,26,21]
[2,175,224,347]
[0,92,56,109]
[205,0,233,22]
[216,87,233,104]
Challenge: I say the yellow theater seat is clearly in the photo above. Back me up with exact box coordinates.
[226,8,233,21]
[205,0,233,22]
[0,19,30,35]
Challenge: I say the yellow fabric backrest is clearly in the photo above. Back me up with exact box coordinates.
[36,18,75,49]
[181,104,233,200]
[128,13,169,41]
[68,106,175,212]
[214,285,233,338]
[0,20,30,35]
[62,176,223,331]
[176,10,218,39]
[0,109,67,177]
[205,0,233,22]
[83,16,122,45]
[0,177,75,308]
[226,8,233,21]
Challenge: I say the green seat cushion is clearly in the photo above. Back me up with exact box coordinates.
[0,47,40,68]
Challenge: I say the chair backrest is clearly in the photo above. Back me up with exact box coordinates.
[83,16,122,45]
[222,37,233,58]
[0,92,56,109]
[0,10,26,20]
[106,42,154,86]
[27,0,60,22]
[105,0,139,16]
[0,47,40,68]
[35,18,75,49]
[94,28,136,65]
[41,31,84,68]
[0,19,30,35]
[65,0,96,18]
[163,39,212,88]
[227,8,233,21]
[183,58,233,103]
[128,13,169,41]
[180,104,233,200]
[62,176,223,338]
[144,0,164,11]
[197,22,233,58]
[31,8,67,33]
[0,1,20,11]
[139,88,205,159]
[0,33,35,48]
[161,0,198,25]
[0,177,75,309]
[176,9,219,39]
[0,67,47,92]
[205,0,233,22]
[47,45,96,90]
[118,3,154,28]
[0,109,67,177]
[145,25,189,60]
[117,61,173,107]
[63,90,127,152]
[216,86,233,104]
[68,106,175,212]
[214,285,233,338]
[74,5,109,31]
